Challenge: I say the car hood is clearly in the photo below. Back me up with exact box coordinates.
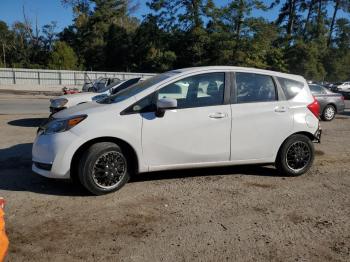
[53,101,106,118]
[52,96,134,119]
[52,93,97,107]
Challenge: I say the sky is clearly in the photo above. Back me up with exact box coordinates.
[0,0,348,32]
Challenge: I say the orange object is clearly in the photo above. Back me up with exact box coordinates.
[0,198,8,262]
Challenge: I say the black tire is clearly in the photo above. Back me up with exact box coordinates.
[78,142,130,195]
[322,104,336,121]
[275,134,314,176]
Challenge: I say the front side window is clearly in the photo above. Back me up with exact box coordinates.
[236,72,277,103]
[277,77,304,100]
[157,72,225,109]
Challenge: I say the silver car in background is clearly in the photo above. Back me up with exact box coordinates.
[309,84,345,121]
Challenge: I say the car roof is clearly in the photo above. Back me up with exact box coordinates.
[170,66,305,82]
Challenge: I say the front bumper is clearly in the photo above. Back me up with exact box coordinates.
[32,131,80,179]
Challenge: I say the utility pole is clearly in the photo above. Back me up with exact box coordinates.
[2,43,6,68]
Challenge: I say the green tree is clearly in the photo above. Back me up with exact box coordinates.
[147,0,209,29]
[130,16,176,72]
[285,40,326,80]
[0,21,14,67]
[48,41,79,70]
[221,0,267,39]
[328,0,350,46]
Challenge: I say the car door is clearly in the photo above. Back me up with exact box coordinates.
[140,72,232,170]
[230,72,293,161]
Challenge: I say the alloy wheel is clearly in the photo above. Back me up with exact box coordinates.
[92,151,127,189]
[324,106,335,120]
[286,141,311,172]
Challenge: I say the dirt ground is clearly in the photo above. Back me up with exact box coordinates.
[0,102,349,261]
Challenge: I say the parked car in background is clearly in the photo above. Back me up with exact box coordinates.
[309,84,345,121]
[323,83,335,90]
[62,86,80,95]
[33,66,321,195]
[82,77,121,92]
[336,81,350,92]
[333,82,350,99]
[50,77,141,114]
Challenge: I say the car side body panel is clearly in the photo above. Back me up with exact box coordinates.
[33,104,146,178]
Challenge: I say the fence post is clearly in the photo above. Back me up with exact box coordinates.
[38,72,40,85]
[58,72,62,85]
[74,72,76,86]
[12,70,16,84]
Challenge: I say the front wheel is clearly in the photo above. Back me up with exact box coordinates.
[78,142,130,195]
[276,134,314,176]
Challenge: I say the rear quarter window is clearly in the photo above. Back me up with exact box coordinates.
[277,77,305,100]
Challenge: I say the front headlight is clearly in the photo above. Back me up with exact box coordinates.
[92,94,107,101]
[42,115,87,135]
[50,98,68,108]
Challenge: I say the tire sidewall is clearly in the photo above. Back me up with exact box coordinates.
[322,105,335,121]
[79,143,130,195]
[277,134,315,176]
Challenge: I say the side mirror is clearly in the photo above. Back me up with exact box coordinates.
[156,98,177,117]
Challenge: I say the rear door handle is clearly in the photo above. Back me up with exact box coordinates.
[209,112,227,119]
[274,106,287,113]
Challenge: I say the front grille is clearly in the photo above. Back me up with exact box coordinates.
[34,162,52,171]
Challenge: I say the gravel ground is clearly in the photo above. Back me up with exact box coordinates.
[0,98,349,261]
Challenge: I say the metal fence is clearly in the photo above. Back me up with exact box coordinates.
[0,68,156,86]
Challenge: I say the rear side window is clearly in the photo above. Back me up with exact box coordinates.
[235,72,277,103]
[309,84,326,94]
[277,77,304,100]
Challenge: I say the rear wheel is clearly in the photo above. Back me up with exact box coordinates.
[276,134,314,176]
[322,105,336,121]
[78,142,130,195]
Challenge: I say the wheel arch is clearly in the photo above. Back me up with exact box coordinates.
[70,136,139,180]
[275,131,315,162]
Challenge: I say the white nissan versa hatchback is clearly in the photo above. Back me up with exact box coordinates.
[32,66,321,195]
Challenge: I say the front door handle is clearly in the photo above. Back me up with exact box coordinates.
[274,106,287,113]
[209,112,227,119]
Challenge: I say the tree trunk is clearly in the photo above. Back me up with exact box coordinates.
[235,0,244,40]
[328,0,340,46]
[287,0,296,38]
[316,0,323,37]
[303,0,315,35]
[191,0,201,28]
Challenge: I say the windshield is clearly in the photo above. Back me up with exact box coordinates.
[111,78,141,95]
[98,72,178,104]
[97,80,122,93]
